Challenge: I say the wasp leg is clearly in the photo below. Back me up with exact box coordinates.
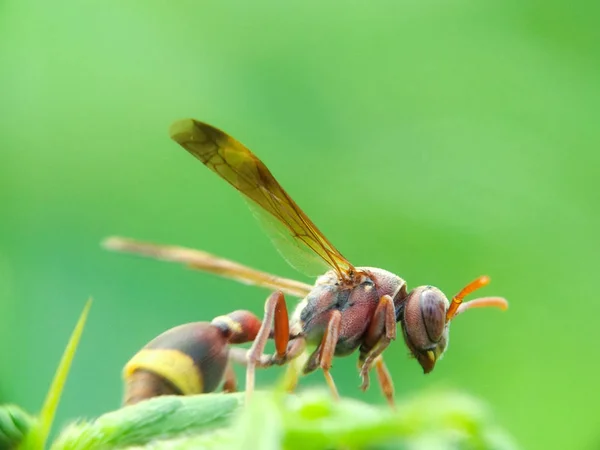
[229,338,306,368]
[374,356,395,409]
[358,295,396,395]
[229,338,306,392]
[245,291,289,400]
[262,337,307,372]
[222,362,237,393]
[243,338,308,393]
[321,310,342,400]
[302,311,342,400]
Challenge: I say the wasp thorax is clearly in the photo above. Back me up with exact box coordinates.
[401,286,450,374]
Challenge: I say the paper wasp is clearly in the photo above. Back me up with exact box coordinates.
[107,119,508,406]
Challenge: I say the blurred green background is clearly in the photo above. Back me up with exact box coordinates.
[1,1,598,449]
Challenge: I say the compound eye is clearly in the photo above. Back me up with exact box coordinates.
[420,289,447,344]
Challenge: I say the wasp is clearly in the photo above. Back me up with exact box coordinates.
[107,119,508,406]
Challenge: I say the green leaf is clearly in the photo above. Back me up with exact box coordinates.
[49,389,517,450]
[51,393,243,450]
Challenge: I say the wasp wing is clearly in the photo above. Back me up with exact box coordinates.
[103,236,313,298]
[170,119,355,282]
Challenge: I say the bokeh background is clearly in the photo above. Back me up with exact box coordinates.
[1,1,599,449]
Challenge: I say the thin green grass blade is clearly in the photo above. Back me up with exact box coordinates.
[22,298,92,450]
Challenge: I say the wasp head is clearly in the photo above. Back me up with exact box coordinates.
[399,286,449,373]
[397,276,508,374]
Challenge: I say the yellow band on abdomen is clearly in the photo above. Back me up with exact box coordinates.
[123,349,203,395]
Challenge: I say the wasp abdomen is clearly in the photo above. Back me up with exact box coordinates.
[123,323,229,405]
[122,311,262,406]
[123,368,183,406]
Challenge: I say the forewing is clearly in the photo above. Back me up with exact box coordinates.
[169,119,355,281]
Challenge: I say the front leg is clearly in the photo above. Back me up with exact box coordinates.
[245,291,289,400]
[358,295,396,397]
